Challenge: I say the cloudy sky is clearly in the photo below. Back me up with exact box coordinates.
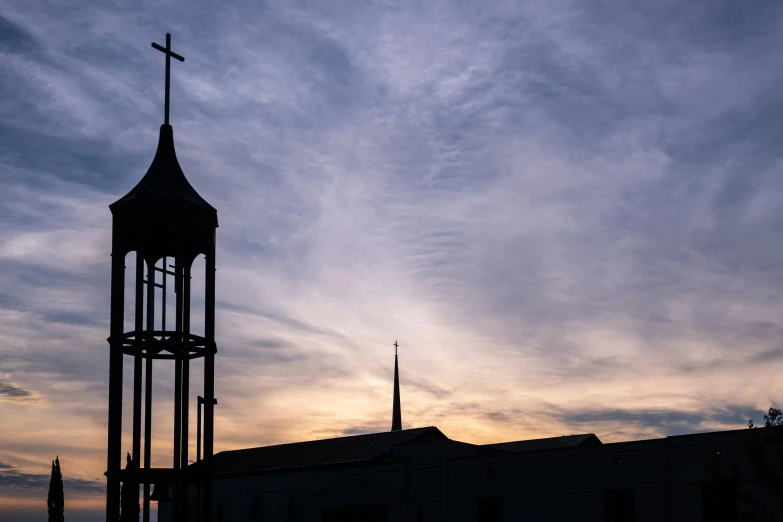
[2,0,783,519]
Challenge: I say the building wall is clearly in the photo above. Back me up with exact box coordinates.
[162,428,781,522]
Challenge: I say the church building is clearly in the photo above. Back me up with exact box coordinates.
[155,349,781,522]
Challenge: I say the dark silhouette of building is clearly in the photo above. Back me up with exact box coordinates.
[153,347,781,522]
[106,33,219,522]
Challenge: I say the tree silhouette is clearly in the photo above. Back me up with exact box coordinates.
[47,456,64,522]
[120,453,139,522]
[743,406,783,518]
[763,407,782,428]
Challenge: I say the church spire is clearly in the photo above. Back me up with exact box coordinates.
[391,341,402,431]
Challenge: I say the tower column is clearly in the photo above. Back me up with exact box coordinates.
[203,233,216,522]
[173,249,183,522]
[132,244,145,500]
[106,228,125,522]
[143,257,155,522]
[180,260,191,518]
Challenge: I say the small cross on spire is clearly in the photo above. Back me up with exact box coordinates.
[151,33,185,125]
[394,340,398,356]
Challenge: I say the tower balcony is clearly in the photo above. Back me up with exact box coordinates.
[108,330,217,360]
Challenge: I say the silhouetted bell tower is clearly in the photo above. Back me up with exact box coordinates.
[105,33,218,522]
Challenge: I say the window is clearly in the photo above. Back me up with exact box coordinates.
[702,483,737,521]
[477,497,503,522]
[604,489,634,522]
[323,504,387,522]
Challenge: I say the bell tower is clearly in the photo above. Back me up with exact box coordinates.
[105,33,218,522]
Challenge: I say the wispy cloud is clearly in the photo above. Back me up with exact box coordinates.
[1,0,783,513]
[0,464,102,494]
[0,381,42,405]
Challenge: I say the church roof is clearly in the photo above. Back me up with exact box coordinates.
[110,124,217,218]
[206,427,447,476]
[484,433,602,454]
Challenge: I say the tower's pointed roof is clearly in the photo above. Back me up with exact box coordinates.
[110,124,217,226]
[392,347,402,432]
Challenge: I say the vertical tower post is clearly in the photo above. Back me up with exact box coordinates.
[131,244,145,514]
[106,227,125,522]
[173,252,183,521]
[203,232,216,522]
[143,257,155,522]
[180,259,191,519]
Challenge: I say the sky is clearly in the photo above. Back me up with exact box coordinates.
[2,0,783,519]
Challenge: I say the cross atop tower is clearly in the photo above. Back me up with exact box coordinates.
[394,340,398,356]
[151,33,185,125]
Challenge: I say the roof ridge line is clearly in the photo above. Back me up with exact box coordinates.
[484,433,595,446]
[218,426,435,454]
